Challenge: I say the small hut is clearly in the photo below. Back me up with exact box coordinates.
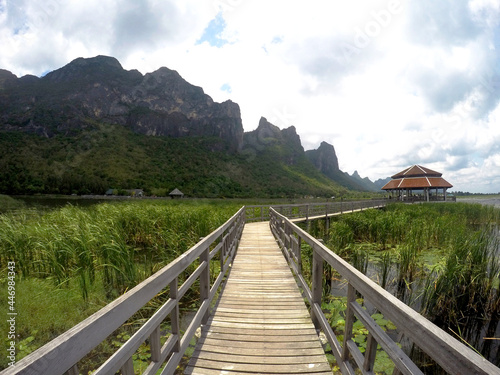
[381,165,453,202]
[169,188,184,199]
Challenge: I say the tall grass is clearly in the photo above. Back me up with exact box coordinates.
[0,194,26,213]
[0,200,239,300]
[321,202,500,364]
[421,229,500,341]
[0,200,240,370]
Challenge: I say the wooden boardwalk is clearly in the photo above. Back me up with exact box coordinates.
[185,222,331,374]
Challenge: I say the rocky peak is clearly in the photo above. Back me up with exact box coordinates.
[242,117,304,165]
[0,55,244,151]
[42,56,143,89]
[281,125,303,152]
[0,69,17,88]
[250,117,303,150]
[305,141,340,177]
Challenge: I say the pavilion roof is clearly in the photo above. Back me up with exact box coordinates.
[391,165,442,179]
[382,165,453,190]
[382,177,453,190]
[169,188,184,196]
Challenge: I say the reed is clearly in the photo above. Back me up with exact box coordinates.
[377,251,392,289]
[323,202,500,364]
[0,200,239,300]
[421,229,500,330]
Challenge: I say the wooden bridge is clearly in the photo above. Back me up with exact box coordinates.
[3,201,500,375]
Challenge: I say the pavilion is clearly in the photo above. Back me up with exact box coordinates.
[381,165,453,202]
[169,188,184,199]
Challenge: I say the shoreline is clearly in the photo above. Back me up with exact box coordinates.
[457,197,500,207]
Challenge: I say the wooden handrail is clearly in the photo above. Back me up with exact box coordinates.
[245,199,388,223]
[269,207,500,375]
[2,207,246,375]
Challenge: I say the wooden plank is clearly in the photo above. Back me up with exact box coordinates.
[197,337,326,349]
[203,333,321,343]
[186,222,330,374]
[185,359,331,374]
[185,367,332,375]
[194,343,326,356]
[191,350,329,364]
[271,206,500,375]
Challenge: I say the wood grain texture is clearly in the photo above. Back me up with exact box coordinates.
[185,222,331,374]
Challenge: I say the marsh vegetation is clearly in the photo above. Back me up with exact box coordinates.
[307,202,500,369]
[0,199,240,370]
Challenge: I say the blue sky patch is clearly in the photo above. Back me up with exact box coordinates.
[272,36,283,44]
[196,12,228,48]
[220,83,232,93]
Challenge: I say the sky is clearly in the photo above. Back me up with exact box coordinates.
[1,0,500,193]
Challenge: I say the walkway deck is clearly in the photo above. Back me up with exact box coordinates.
[185,222,331,374]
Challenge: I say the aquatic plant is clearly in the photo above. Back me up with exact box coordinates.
[0,200,239,299]
[320,202,500,365]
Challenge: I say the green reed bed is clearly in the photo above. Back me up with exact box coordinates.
[0,201,238,297]
[0,199,240,369]
[311,202,500,367]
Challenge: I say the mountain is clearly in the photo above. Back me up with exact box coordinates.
[348,170,379,192]
[243,117,304,165]
[305,142,378,191]
[0,55,243,151]
[305,141,339,176]
[0,55,376,197]
[374,177,391,190]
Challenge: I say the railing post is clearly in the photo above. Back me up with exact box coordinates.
[150,326,161,363]
[64,365,79,375]
[284,222,289,253]
[121,357,134,375]
[220,236,225,273]
[363,333,378,372]
[200,246,210,325]
[170,277,180,353]
[342,283,356,361]
[311,249,323,330]
[297,236,302,274]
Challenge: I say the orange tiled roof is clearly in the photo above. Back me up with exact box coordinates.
[382,165,453,190]
[382,177,453,190]
[391,165,442,179]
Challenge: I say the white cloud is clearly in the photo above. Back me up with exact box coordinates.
[1,0,500,192]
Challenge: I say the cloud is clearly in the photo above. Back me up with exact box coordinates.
[403,0,500,120]
[111,2,179,53]
[1,0,500,192]
[407,0,481,47]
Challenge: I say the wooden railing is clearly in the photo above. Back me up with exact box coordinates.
[3,207,245,375]
[246,199,387,223]
[269,207,500,375]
